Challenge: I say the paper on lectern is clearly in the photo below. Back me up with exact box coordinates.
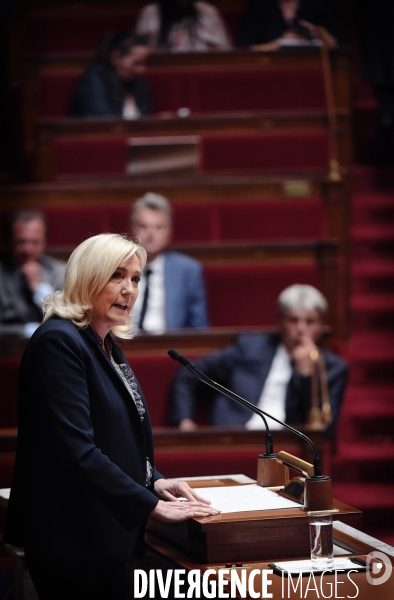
[196,483,300,513]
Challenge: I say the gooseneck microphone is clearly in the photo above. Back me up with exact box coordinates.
[168,348,275,458]
[167,348,324,478]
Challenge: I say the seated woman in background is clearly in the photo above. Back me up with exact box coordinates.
[239,0,339,50]
[69,32,151,119]
[135,0,232,51]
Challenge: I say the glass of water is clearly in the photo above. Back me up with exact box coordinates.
[309,513,334,570]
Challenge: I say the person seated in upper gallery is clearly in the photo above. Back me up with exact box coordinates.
[169,284,348,438]
[238,0,339,51]
[130,192,209,333]
[69,31,151,119]
[0,210,66,337]
[134,0,232,52]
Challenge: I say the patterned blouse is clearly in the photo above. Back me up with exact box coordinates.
[135,1,233,51]
[109,351,153,488]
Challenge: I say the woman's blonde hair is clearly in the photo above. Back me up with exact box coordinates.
[43,233,147,339]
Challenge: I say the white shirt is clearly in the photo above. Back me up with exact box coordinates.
[122,95,140,120]
[132,254,166,334]
[245,344,293,430]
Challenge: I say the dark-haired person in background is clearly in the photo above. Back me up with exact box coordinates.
[135,0,232,51]
[69,32,151,119]
[239,0,339,50]
[0,211,65,336]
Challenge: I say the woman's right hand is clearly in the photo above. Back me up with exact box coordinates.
[150,499,220,523]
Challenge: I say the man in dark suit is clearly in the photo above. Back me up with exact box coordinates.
[170,284,348,437]
[0,210,65,336]
[130,192,209,332]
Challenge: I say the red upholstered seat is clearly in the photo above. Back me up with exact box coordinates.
[38,73,80,118]
[0,199,327,249]
[38,68,326,117]
[155,449,262,479]
[43,206,110,246]
[171,203,219,242]
[126,356,179,428]
[54,137,128,178]
[23,12,240,55]
[187,68,325,113]
[155,445,301,479]
[201,132,329,173]
[25,15,138,54]
[53,132,329,179]
[205,264,320,327]
[110,203,217,243]
[219,199,326,241]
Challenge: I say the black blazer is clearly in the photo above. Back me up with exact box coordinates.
[169,333,348,436]
[4,317,162,561]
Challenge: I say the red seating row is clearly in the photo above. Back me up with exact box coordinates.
[0,199,327,248]
[22,10,241,54]
[51,132,329,179]
[37,68,326,117]
[24,13,139,54]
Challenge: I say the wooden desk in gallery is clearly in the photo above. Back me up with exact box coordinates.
[143,476,394,600]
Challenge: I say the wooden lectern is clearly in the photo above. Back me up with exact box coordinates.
[147,476,361,563]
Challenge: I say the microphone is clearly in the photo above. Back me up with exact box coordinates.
[168,348,275,457]
[168,348,335,511]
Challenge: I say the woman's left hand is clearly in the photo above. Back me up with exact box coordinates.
[154,478,211,504]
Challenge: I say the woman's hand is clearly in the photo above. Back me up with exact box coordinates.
[250,41,280,52]
[151,479,221,523]
[154,478,211,504]
[179,418,198,431]
[150,499,220,523]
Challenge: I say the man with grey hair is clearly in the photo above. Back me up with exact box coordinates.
[169,284,348,437]
[130,192,208,332]
[0,210,66,336]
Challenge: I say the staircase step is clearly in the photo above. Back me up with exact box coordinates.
[334,443,394,461]
[348,333,394,357]
[339,387,394,442]
[348,333,394,386]
[333,483,394,510]
[332,446,394,484]
[352,224,394,239]
[350,295,394,330]
[343,385,394,412]
[352,195,394,226]
[351,295,394,310]
[351,260,394,294]
[352,166,394,194]
[351,225,394,259]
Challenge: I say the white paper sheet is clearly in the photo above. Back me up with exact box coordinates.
[196,484,300,513]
